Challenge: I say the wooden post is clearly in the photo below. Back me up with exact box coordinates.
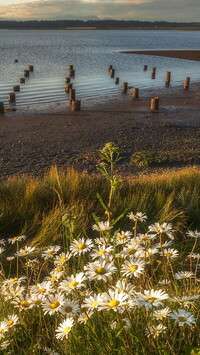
[14,59,18,63]
[115,77,119,84]
[132,88,139,99]
[71,100,81,112]
[110,69,115,78]
[184,77,190,90]
[69,88,75,102]
[68,69,75,77]
[151,67,156,79]
[0,102,4,113]
[143,65,148,71]
[65,77,70,83]
[20,78,25,84]
[108,65,113,71]
[13,85,20,92]
[28,65,34,72]
[68,65,73,70]
[165,71,171,87]
[24,70,30,77]
[122,82,128,93]
[150,97,159,111]
[65,83,73,93]
[8,93,16,103]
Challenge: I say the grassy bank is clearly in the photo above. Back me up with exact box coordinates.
[0,165,200,247]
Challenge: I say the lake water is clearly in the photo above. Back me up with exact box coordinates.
[0,29,200,107]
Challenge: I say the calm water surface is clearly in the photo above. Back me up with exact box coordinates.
[0,30,200,107]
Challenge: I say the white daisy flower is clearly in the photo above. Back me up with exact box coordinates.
[8,235,27,244]
[116,231,132,244]
[174,271,195,280]
[127,212,147,222]
[137,233,157,243]
[142,247,159,258]
[121,258,145,278]
[60,299,80,316]
[92,221,112,232]
[82,293,103,310]
[146,324,167,338]
[99,289,129,311]
[42,293,65,315]
[186,230,200,239]
[59,272,86,293]
[84,261,117,281]
[188,253,200,259]
[0,321,9,338]
[160,248,179,259]
[42,246,60,259]
[15,246,35,256]
[153,307,171,319]
[4,314,19,328]
[0,340,11,350]
[13,296,34,311]
[70,238,94,256]
[0,247,5,255]
[170,309,196,327]
[78,310,93,324]
[148,223,174,239]
[30,281,53,296]
[0,239,6,246]
[114,280,136,295]
[54,252,71,265]
[120,241,143,258]
[55,318,74,340]
[136,289,169,309]
[91,245,114,259]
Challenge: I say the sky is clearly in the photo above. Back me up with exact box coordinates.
[0,0,199,22]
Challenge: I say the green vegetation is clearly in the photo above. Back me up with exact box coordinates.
[131,150,200,168]
[0,143,199,354]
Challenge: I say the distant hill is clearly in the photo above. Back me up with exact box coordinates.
[0,20,200,30]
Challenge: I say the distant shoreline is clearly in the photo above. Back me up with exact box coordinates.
[120,50,200,61]
[3,27,200,31]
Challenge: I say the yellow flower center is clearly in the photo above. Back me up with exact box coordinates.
[35,300,42,305]
[166,253,172,256]
[21,301,31,308]
[21,250,28,254]
[157,227,164,231]
[78,243,86,250]
[120,234,126,239]
[57,266,63,272]
[98,250,106,255]
[178,316,186,322]
[65,306,73,313]
[60,256,67,263]
[38,288,46,294]
[115,254,120,258]
[83,316,88,321]
[7,320,14,326]
[48,251,55,256]
[11,278,18,282]
[51,276,57,281]
[157,313,164,318]
[145,297,157,302]
[95,267,106,274]
[50,301,60,309]
[119,288,127,293]
[129,249,136,255]
[130,265,138,272]
[64,326,71,334]
[143,235,149,239]
[108,300,120,308]
[91,301,99,307]
[69,281,78,287]
[0,329,3,334]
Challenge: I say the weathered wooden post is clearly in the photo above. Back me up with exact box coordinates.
[108,65,113,71]
[13,85,20,92]
[14,59,18,63]
[150,97,159,111]
[122,82,128,93]
[65,77,71,83]
[24,70,30,77]
[68,65,73,70]
[143,65,148,71]
[8,93,16,103]
[110,69,115,78]
[0,102,4,113]
[20,78,25,84]
[132,88,139,99]
[71,100,81,112]
[151,67,156,79]
[184,77,190,90]
[68,69,75,77]
[65,83,73,93]
[165,71,171,87]
[115,77,119,84]
[69,88,75,102]
[28,65,34,72]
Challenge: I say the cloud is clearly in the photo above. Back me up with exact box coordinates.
[0,0,199,21]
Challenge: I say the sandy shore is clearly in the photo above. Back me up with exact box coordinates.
[120,50,200,61]
[1,78,200,179]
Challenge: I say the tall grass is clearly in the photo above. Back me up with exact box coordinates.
[0,166,200,247]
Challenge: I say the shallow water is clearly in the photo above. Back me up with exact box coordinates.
[0,29,200,107]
